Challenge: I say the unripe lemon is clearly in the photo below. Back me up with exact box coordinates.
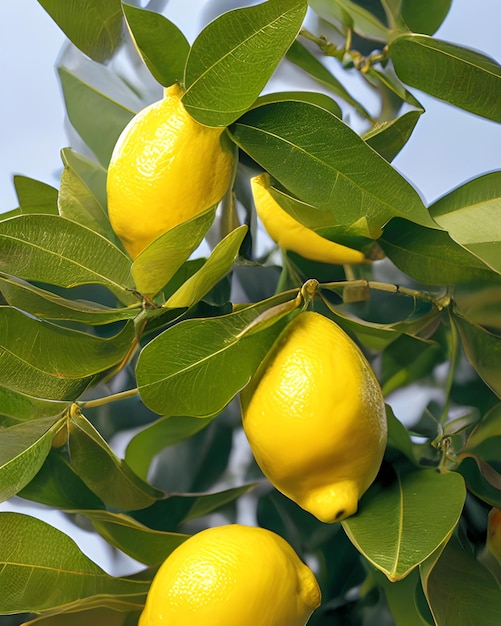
[487,507,501,563]
[251,174,368,265]
[138,524,321,626]
[107,83,235,258]
[241,311,387,523]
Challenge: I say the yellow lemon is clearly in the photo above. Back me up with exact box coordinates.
[139,524,321,626]
[487,507,501,563]
[241,311,387,523]
[107,83,235,258]
[251,174,368,265]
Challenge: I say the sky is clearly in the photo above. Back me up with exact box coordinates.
[0,0,500,574]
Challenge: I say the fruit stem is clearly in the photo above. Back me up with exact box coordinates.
[76,387,139,409]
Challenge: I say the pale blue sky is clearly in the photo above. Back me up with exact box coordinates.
[1,0,501,213]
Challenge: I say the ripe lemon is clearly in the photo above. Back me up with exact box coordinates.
[107,83,235,259]
[487,507,501,563]
[251,174,368,265]
[138,524,321,626]
[241,311,387,523]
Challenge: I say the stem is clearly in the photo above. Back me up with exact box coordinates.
[77,387,139,409]
[439,310,460,425]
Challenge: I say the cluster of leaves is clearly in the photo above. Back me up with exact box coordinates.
[1,0,501,624]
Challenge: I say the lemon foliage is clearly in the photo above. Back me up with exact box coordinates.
[1,0,501,624]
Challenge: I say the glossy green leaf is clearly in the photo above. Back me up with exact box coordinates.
[230,101,434,234]
[182,0,308,126]
[420,536,501,625]
[58,156,116,243]
[0,386,69,422]
[126,415,213,480]
[285,40,373,120]
[61,148,109,211]
[166,225,247,308]
[0,307,135,401]
[23,607,139,626]
[381,334,444,395]
[380,218,498,286]
[390,35,501,123]
[122,3,189,87]
[58,67,135,166]
[255,90,342,118]
[429,171,501,274]
[454,313,501,398]
[365,66,424,109]
[13,176,58,215]
[364,110,422,162]
[342,468,466,581]
[309,0,390,40]
[372,568,431,626]
[137,298,290,417]
[0,512,148,614]
[453,284,501,331]
[85,510,188,566]
[0,274,141,326]
[400,0,452,35]
[386,405,418,464]
[455,455,501,508]
[133,484,256,531]
[464,404,501,453]
[131,208,216,296]
[37,0,123,63]
[0,214,134,300]
[69,411,163,511]
[0,416,64,502]
[18,448,105,511]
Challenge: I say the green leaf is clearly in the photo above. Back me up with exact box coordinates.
[453,313,501,398]
[420,536,501,625]
[84,510,188,566]
[58,66,135,166]
[36,0,123,63]
[230,101,434,234]
[182,0,308,126]
[61,148,109,211]
[0,416,64,502]
[136,296,291,417]
[285,40,373,120]
[342,468,466,581]
[126,415,212,480]
[455,455,501,508]
[255,90,342,118]
[133,484,256,531]
[386,405,418,464]
[363,110,422,162]
[166,225,247,308]
[372,568,432,626]
[400,0,452,35]
[0,512,148,614]
[131,208,216,296]
[18,448,106,511]
[464,404,501,454]
[390,35,501,123]
[429,171,501,274]
[23,607,139,626]
[379,218,498,286]
[0,386,69,422]
[0,307,135,401]
[69,410,163,511]
[122,3,189,87]
[381,333,444,395]
[0,274,141,326]
[58,152,117,243]
[0,214,134,301]
[13,176,59,215]
[309,0,390,41]
[453,284,501,331]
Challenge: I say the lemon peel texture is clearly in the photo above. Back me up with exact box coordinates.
[107,83,235,258]
[251,174,368,265]
[138,524,321,626]
[241,311,387,523]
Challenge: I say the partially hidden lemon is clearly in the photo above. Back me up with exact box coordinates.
[107,83,235,258]
[487,507,501,563]
[251,174,368,265]
[138,524,321,626]
[241,311,387,523]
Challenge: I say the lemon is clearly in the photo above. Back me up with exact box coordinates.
[138,523,321,626]
[251,174,368,265]
[107,83,235,259]
[241,311,387,523]
[487,507,501,563]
